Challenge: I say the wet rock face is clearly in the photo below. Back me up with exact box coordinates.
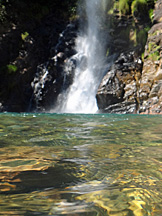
[30,22,78,111]
[96,52,143,113]
[139,0,162,114]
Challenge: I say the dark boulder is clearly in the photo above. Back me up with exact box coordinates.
[96,51,143,113]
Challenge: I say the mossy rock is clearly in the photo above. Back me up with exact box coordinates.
[119,0,130,15]
[131,0,148,16]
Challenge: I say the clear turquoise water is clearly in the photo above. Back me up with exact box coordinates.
[0,113,162,215]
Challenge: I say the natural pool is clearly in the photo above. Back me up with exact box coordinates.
[0,113,162,215]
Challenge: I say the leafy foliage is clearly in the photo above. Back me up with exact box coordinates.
[7,64,17,74]
[119,0,130,15]
[21,32,29,41]
[109,0,156,20]
[147,42,161,60]
[0,0,7,22]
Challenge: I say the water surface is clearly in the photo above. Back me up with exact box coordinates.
[0,113,162,215]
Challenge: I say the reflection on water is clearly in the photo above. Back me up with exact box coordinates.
[0,113,162,215]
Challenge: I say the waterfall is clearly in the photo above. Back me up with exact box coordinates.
[52,0,110,114]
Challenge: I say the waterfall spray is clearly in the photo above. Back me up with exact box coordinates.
[52,0,110,113]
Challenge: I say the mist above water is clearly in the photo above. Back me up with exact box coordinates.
[53,0,111,114]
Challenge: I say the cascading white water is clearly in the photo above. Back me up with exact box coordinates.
[53,0,110,113]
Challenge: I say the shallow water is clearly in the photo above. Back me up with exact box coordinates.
[0,113,162,215]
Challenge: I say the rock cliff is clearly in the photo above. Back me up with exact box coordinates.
[139,0,162,114]
[97,0,162,114]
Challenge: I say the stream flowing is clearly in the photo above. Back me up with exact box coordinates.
[0,113,162,215]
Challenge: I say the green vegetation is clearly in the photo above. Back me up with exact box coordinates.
[119,0,130,15]
[107,0,157,54]
[131,0,148,15]
[0,64,18,75]
[141,52,145,61]
[0,0,7,22]
[7,64,18,74]
[116,25,149,48]
[21,32,29,41]
[147,42,161,61]
[109,0,157,20]
[148,8,154,22]
[148,51,160,61]
[148,42,161,53]
[137,27,149,46]
[0,64,18,74]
